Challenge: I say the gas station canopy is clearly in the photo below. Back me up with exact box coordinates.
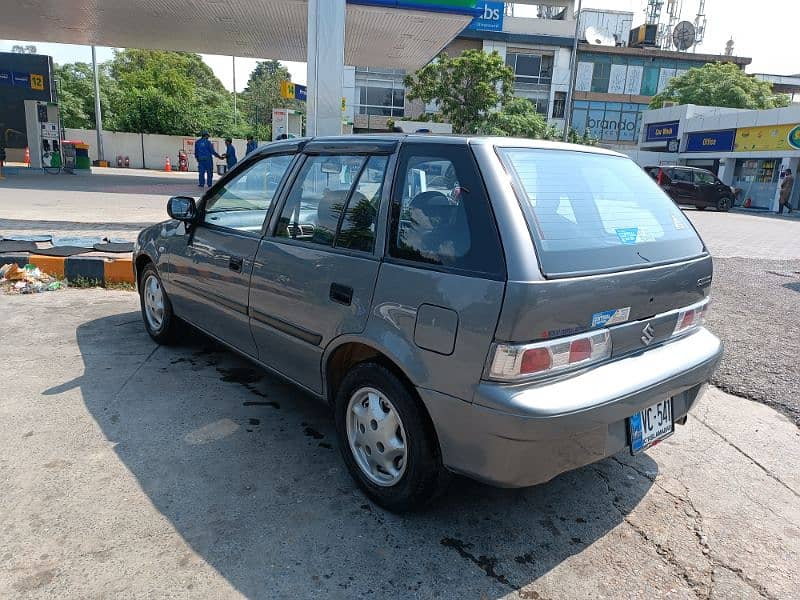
[0,0,480,70]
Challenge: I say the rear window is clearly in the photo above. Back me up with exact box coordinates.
[498,148,705,277]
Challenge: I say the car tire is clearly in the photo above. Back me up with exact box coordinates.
[138,263,180,345]
[334,362,449,512]
[716,197,732,212]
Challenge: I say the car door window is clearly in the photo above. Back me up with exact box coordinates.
[336,155,388,253]
[671,169,693,183]
[276,154,367,246]
[693,171,714,185]
[389,145,504,277]
[204,154,293,233]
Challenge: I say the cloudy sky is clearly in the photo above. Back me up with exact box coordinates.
[1,0,796,91]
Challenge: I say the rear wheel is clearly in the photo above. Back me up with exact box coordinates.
[334,362,449,512]
[716,197,732,212]
[139,263,181,344]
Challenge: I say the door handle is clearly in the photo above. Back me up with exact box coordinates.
[329,282,353,306]
[229,256,243,272]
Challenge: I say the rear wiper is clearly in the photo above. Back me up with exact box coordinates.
[636,250,652,263]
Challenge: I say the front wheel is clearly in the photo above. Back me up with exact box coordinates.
[139,263,181,344]
[334,362,449,512]
[716,197,732,212]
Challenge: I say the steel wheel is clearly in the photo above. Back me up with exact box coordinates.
[143,274,165,331]
[346,386,407,487]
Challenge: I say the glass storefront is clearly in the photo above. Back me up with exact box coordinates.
[732,158,781,209]
[354,67,406,117]
[571,100,648,142]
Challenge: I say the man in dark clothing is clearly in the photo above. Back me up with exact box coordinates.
[194,130,222,188]
[246,135,258,155]
[224,138,238,171]
[779,168,794,214]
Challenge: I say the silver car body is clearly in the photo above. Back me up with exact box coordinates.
[135,135,722,488]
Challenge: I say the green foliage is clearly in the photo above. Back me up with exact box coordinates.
[55,50,300,139]
[54,62,118,130]
[404,50,513,134]
[479,97,558,139]
[650,62,791,110]
[240,60,302,134]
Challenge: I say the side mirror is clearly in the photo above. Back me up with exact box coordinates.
[167,196,197,222]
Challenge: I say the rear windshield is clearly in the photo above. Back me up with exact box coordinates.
[497,148,705,277]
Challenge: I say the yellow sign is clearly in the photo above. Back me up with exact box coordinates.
[341,97,346,112]
[734,123,800,152]
[29,73,44,91]
[280,80,295,100]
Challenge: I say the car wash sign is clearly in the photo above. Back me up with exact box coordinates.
[645,120,679,142]
[468,2,504,31]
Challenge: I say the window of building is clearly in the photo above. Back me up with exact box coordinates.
[641,66,661,96]
[354,67,406,118]
[552,92,567,118]
[506,52,554,85]
[590,62,611,93]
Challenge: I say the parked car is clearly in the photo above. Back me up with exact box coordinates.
[135,136,722,511]
[644,165,735,212]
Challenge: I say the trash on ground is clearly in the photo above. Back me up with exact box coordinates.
[0,263,65,295]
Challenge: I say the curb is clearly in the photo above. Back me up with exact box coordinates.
[0,253,135,285]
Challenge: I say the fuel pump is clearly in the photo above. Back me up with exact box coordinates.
[23,100,62,171]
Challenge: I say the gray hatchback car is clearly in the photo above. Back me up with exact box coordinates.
[134,135,722,511]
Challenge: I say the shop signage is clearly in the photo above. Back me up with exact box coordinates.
[645,120,679,142]
[685,129,736,153]
[467,2,504,31]
[12,72,30,86]
[734,123,800,152]
[351,1,479,14]
[0,70,11,86]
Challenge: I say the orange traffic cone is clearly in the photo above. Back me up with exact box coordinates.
[164,156,172,172]
[24,146,30,166]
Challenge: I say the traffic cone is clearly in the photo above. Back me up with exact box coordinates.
[24,147,30,166]
[164,156,172,172]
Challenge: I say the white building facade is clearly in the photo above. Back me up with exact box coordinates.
[634,104,800,212]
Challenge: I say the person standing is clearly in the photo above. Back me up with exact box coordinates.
[194,130,222,188]
[779,168,794,214]
[246,135,258,155]
[224,138,238,171]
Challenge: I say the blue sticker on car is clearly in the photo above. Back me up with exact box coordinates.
[615,227,639,245]
[591,307,631,328]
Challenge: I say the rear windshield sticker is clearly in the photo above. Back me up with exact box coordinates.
[671,213,686,230]
[591,307,631,328]
[615,228,638,245]
[636,229,656,243]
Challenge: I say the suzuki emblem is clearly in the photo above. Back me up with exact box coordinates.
[641,323,655,346]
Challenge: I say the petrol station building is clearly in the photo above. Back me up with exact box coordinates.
[634,104,800,212]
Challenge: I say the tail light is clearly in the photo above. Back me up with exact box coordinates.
[673,298,709,336]
[486,329,611,382]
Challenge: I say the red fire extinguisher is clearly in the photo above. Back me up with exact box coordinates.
[178,150,189,172]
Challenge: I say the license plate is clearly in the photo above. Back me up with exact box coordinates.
[629,398,674,454]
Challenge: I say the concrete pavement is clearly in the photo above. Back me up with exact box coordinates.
[1,290,798,599]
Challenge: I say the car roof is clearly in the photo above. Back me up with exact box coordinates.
[254,134,628,158]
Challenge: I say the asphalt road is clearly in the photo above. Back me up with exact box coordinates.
[685,209,800,425]
[1,290,799,599]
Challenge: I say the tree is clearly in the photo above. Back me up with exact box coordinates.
[109,49,235,136]
[650,62,791,110]
[404,49,513,134]
[239,60,301,140]
[479,97,558,139]
[53,62,118,130]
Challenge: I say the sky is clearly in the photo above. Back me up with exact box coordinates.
[1,0,797,90]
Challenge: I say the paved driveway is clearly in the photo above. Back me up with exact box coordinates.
[1,290,798,599]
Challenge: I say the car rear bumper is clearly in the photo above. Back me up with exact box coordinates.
[418,327,722,488]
